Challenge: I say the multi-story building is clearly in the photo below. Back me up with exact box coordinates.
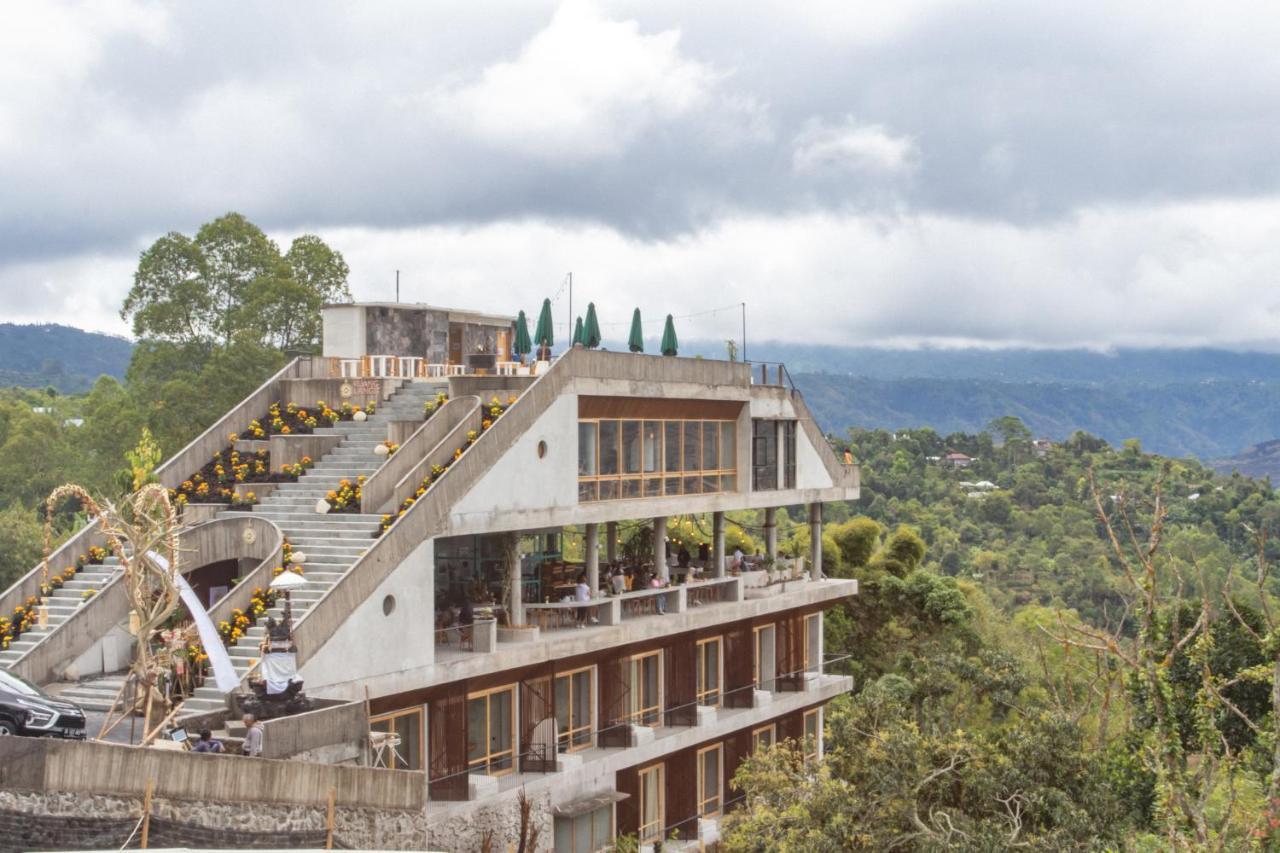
[0,301,858,851]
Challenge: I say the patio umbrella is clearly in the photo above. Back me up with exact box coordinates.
[627,308,644,353]
[660,314,678,356]
[534,298,554,350]
[573,315,585,346]
[513,310,532,359]
[584,302,601,349]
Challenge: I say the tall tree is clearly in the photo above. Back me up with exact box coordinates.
[121,213,350,351]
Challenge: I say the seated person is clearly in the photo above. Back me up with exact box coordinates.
[191,729,224,753]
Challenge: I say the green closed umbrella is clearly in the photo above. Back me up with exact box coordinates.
[513,310,532,359]
[573,316,584,346]
[584,302,601,349]
[660,314,678,356]
[534,298,554,351]
[627,308,644,353]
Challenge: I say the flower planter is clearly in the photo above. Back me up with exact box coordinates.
[235,482,276,501]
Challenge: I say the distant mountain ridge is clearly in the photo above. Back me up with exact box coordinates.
[0,323,132,393]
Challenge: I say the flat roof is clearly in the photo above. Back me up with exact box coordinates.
[323,302,515,324]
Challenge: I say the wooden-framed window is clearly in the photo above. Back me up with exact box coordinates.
[369,707,423,770]
[628,651,663,727]
[753,624,775,690]
[578,418,739,502]
[696,636,723,707]
[752,723,776,752]
[803,708,822,763]
[638,762,665,843]
[697,743,724,818]
[555,665,595,752]
[803,613,821,673]
[467,685,516,775]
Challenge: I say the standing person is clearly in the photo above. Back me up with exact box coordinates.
[650,572,667,615]
[241,714,263,757]
[732,546,744,573]
[574,572,595,627]
[192,729,224,754]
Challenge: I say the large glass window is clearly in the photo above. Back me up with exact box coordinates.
[783,420,797,489]
[628,651,662,727]
[642,421,661,473]
[753,724,776,752]
[578,422,598,476]
[554,806,613,853]
[697,744,723,817]
[598,421,619,476]
[555,666,595,752]
[638,763,665,843]
[696,637,722,707]
[578,418,738,502]
[370,708,422,770]
[622,421,642,474]
[752,419,778,491]
[467,686,515,775]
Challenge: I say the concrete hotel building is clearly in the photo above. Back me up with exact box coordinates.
[0,301,858,851]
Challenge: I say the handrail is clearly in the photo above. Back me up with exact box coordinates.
[11,514,283,685]
[0,358,304,624]
[359,396,480,514]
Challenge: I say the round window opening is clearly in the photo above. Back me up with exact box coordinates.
[537,440,548,459]
[382,594,396,616]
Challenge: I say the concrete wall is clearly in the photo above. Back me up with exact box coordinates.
[299,538,435,695]
[281,377,398,408]
[322,304,366,359]
[261,699,369,764]
[449,393,579,527]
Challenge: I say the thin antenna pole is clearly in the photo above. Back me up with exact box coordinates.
[741,302,747,362]
[395,270,400,303]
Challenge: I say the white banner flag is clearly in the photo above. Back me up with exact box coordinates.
[149,552,240,694]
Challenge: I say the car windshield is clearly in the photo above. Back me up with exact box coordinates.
[0,669,41,697]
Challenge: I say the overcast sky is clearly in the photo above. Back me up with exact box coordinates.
[4,0,1280,349]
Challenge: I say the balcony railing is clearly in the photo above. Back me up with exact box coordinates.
[316,355,549,379]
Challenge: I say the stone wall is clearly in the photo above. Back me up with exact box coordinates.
[424,790,553,852]
[0,788,557,853]
[0,790,428,851]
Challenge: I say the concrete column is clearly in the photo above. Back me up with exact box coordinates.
[764,508,778,562]
[606,521,618,565]
[808,503,823,580]
[712,512,726,578]
[585,523,600,595]
[653,516,668,581]
[509,544,525,627]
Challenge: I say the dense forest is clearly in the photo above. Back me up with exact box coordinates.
[722,420,1280,850]
[0,323,132,393]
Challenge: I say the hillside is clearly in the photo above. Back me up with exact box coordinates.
[0,323,132,392]
[792,373,1280,462]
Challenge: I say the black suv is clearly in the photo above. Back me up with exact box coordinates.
[0,669,86,739]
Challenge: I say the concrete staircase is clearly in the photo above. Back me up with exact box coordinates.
[178,380,443,717]
[52,671,129,713]
[0,557,121,669]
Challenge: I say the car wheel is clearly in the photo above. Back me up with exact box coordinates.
[0,718,16,736]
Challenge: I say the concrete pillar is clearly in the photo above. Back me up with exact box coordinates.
[585,523,600,595]
[764,508,778,562]
[808,503,823,580]
[509,544,525,627]
[712,512,726,578]
[653,516,668,581]
[606,521,618,565]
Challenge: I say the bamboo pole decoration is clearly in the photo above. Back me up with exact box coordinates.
[140,778,154,849]
[326,788,336,850]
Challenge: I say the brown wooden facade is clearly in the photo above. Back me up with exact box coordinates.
[366,602,831,802]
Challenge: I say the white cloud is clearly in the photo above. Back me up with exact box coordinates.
[435,0,724,159]
[792,117,918,177]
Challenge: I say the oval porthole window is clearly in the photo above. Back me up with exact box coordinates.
[382,595,396,616]
[537,440,548,459]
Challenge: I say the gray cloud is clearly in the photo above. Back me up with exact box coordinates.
[3,1,1280,348]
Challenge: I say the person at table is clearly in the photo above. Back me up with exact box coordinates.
[459,594,474,627]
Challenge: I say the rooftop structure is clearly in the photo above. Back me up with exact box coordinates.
[0,302,859,851]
